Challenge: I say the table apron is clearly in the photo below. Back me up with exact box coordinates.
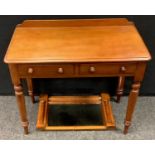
[16,62,138,78]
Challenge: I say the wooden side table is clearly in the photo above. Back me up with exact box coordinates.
[4,18,151,134]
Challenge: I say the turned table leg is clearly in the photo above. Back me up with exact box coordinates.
[116,76,125,103]
[124,82,140,134]
[9,64,29,134]
[26,78,35,103]
[14,84,29,134]
[123,62,146,134]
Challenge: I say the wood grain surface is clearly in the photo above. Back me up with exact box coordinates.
[4,19,151,63]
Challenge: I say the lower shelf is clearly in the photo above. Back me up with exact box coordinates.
[36,93,116,131]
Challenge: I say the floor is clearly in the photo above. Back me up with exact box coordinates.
[0,96,155,140]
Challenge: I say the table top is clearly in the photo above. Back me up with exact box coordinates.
[4,19,151,63]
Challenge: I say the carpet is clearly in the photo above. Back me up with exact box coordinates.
[0,96,155,140]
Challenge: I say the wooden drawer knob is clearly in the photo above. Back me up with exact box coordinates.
[89,66,96,73]
[120,66,126,73]
[58,67,64,73]
[28,68,33,74]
